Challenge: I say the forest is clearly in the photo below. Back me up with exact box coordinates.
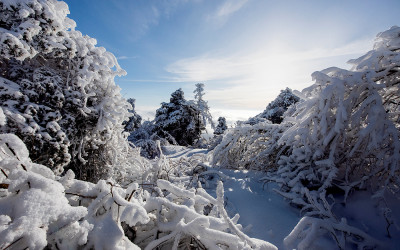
[0,0,399,249]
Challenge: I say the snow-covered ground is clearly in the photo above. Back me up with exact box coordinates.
[162,145,400,250]
[210,169,300,249]
[162,146,302,249]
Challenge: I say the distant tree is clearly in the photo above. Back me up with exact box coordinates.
[193,83,215,129]
[214,117,227,135]
[124,98,142,133]
[244,116,269,126]
[259,88,300,124]
[154,88,204,146]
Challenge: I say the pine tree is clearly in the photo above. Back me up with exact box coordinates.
[214,117,227,135]
[259,88,299,124]
[124,98,142,133]
[193,83,215,129]
[154,88,204,146]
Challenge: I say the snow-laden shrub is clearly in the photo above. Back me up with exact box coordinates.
[128,121,172,159]
[0,133,91,249]
[272,26,400,201]
[210,89,299,170]
[271,27,400,249]
[151,144,211,183]
[0,130,276,249]
[0,0,132,181]
[136,180,276,250]
[274,65,400,198]
[212,121,288,171]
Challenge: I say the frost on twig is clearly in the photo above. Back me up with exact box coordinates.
[0,134,90,250]
[136,179,277,250]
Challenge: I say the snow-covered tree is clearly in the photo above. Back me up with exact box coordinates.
[214,117,227,135]
[274,27,400,208]
[192,83,215,129]
[154,88,204,146]
[258,88,299,124]
[0,0,132,181]
[123,98,142,133]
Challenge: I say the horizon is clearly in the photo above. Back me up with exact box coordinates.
[64,0,400,124]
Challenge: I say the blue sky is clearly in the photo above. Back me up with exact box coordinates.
[64,0,400,123]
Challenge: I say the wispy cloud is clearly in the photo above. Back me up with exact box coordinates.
[207,0,249,27]
[216,0,249,18]
[166,38,372,82]
[117,56,138,60]
[111,0,192,41]
[136,105,159,121]
[165,55,244,82]
[164,38,373,109]
[120,79,184,83]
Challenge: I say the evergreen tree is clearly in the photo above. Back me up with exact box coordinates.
[0,0,131,181]
[214,117,227,135]
[124,98,142,132]
[154,88,204,146]
[193,83,215,129]
[259,88,299,124]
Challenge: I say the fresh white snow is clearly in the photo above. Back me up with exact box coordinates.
[162,145,400,249]
[162,146,301,249]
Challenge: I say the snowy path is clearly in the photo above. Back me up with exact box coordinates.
[162,146,300,249]
[207,169,300,249]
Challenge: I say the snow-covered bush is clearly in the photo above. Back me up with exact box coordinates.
[212,89,299,169]
[154,88,204,146]
[272,26,400,201]
[212,121,288,170]
[0,133,91,249]
[270,27,400,248]
[128,121,171,159]
[0,0,133,181]
[273,65,400,199]
[0,128,276,249]
[243,116,268,126]
[135,180,276,250]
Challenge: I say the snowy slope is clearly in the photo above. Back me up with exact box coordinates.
[211,169,301,249]
[162,146,400,249]
[162,146,302,249]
